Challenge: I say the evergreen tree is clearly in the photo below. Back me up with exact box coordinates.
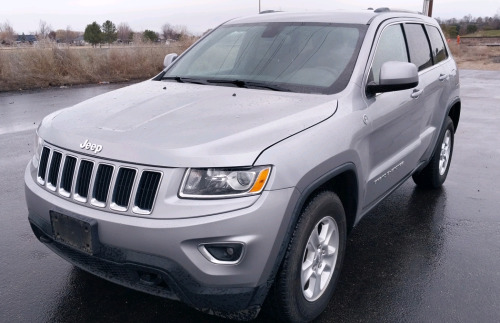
[84,22,102,46]
[143,30,158,42]
[102,20,117,44]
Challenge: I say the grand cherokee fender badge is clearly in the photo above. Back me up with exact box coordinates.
[80,139,103,154]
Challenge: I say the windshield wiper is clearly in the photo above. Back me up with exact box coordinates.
[207,79,291,92]
[162,76,209,85]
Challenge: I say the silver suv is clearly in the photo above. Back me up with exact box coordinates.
[25,9,460,322]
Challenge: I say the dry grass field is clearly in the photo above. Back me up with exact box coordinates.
[448,42,500,70]
[0,39,499,92]
[0,40,195,92]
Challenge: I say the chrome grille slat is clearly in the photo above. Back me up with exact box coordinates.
[37,147,51,184]
[36,145,162,215]
[92,164,114,207]
[59,156,77,197]
[75,160,94,202]
[112,168,136,210]
[47,151,63,190]
[135,171,162,213]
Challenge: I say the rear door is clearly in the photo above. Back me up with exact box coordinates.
[403,23,447,163]
[421,24,457,157]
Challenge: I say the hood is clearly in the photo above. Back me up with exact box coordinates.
[39,80,337,167]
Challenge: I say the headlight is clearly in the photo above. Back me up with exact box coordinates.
[179,166,272,198]
[33,132,44,168]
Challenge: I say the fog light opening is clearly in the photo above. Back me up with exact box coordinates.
[138,271,164,286]
[199,243,244,265]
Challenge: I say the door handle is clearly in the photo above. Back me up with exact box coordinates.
[411,88,423,99]
[439,73,448,81]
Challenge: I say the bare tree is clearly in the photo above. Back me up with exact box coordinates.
[462,14,472,24]
[494,14,500,29]
[161,23,174,40]
[65,26,73,44]
[0,21,16,45]
[132,32,143,44]
[55,27,77,44]
[38,20,52,39]
[161,23,190,41]
[117,22,132,43]
[174,25,189,41]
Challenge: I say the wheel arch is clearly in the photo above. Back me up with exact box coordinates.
[264,163,360,309]
[299,167,359,234]
[448,99,461,133]
[291,163,359,241]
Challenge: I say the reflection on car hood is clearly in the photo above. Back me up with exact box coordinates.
[39,80,337,167]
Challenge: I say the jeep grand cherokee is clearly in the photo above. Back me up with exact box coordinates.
[25,8,460,322]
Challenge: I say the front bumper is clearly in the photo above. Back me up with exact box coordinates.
[25,163,297,316]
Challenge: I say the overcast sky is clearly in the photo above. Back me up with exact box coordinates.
[2,0,500,35]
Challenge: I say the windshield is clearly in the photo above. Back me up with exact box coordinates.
[162,22,367,94]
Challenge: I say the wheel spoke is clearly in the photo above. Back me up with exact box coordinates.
[302,257,313,273]
[438,130,452,175]
[304,274,317,299]
[319,269,332,290]
[324,245,337,257]
[444,135,450,147]
[309,226,320,248]
[305,240,315,258]
[322,258,334,271]
[322,221,335,246]
[313,272,323,297]
[301,262,314,286]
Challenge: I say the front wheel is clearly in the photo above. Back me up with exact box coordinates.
[412,116,455,188]
[270,191,346,322]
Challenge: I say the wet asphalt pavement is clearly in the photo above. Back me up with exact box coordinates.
[1,71,499,322]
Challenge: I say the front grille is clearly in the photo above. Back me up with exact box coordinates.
[36,146,162,215]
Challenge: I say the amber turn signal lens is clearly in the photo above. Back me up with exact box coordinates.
[249,167,271,193]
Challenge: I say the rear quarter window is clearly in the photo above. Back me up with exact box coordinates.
[404,24,432,71]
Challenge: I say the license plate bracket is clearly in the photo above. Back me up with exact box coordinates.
[50,211,99,255]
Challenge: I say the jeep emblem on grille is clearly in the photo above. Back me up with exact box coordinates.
[80,139,103,154]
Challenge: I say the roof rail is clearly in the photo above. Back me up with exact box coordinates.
[374,7,422,15]
[259,10,281,14]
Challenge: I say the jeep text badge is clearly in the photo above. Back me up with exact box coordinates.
[80,139,103,154]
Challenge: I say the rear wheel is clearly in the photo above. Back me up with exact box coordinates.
[413,116,455,188]
[270,191,346,322]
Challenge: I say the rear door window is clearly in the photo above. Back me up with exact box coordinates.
[426,25,448,64]
[404,24,432,71]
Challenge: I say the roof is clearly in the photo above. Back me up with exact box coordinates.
[225,9,432,26]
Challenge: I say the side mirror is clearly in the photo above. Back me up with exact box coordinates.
[367,61,419,95]
[163,53,178,68]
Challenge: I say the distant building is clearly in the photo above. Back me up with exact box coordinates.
[16,34,37,44]
[73,35,86,46]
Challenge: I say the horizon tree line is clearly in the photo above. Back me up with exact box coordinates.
[0,19,193,46]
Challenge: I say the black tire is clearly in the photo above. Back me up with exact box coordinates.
[270,191,346,322]
[413,116,455,189]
